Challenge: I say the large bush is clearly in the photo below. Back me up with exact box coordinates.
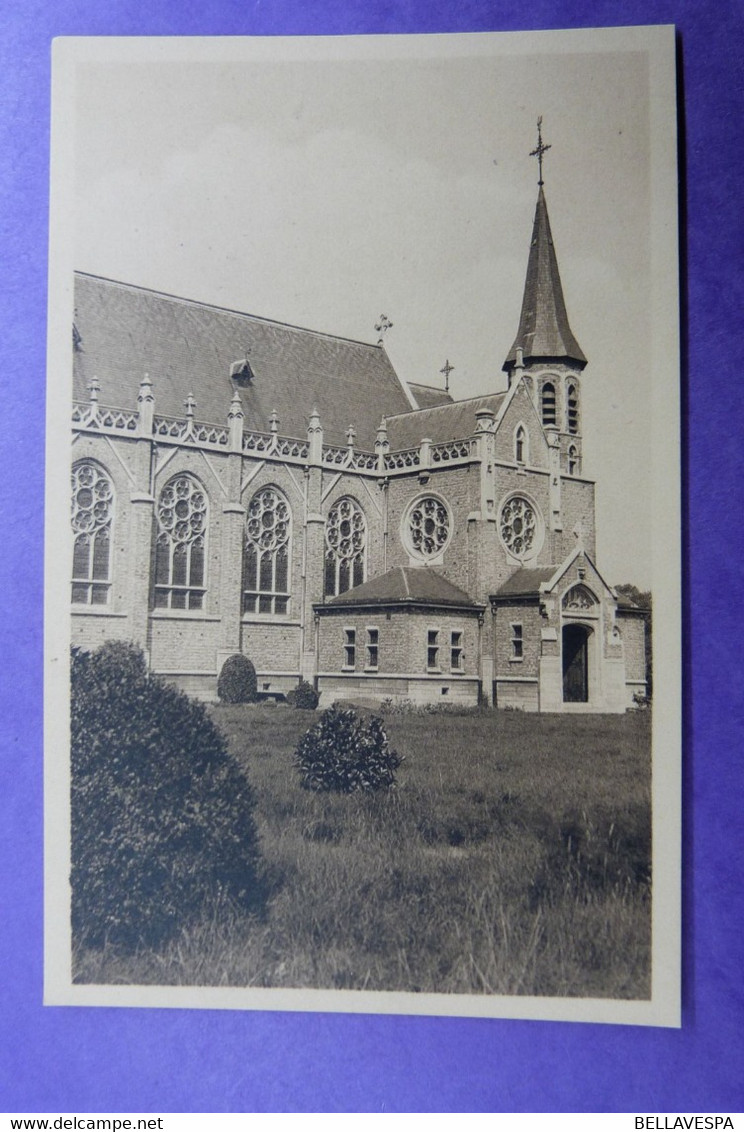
[294,704,401,793]
[217,653,258,704]
[286,680,319,710]
[71,641,264,949]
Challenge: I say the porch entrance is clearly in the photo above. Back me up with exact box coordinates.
[562,623,590,703]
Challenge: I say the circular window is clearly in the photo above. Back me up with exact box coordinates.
[246,488,290,552]
[158,476,207,545]
[499,495,542,559]
[406,496,451,559]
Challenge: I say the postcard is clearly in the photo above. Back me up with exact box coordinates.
[45,27,680,1025]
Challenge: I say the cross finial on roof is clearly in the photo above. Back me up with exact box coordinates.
[269,408,279,434]
[530,116,551,187]
[346,424,356,449]
[185,393,196,418]
[375,314,393,345]
[439,359,455,393]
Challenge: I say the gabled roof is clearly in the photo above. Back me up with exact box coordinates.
[318,567,482,611]
[409,382,454,410]
[386,392,508,450]
[503,188,586,373]
[492,547,622,604]
[72,273,414,450]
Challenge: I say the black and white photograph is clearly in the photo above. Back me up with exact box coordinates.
[45,28,680,1025]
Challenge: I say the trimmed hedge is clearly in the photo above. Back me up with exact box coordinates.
[294,704,401,793]
[217,654,258,704]
[286,680,319,710]
[71,641,264,949]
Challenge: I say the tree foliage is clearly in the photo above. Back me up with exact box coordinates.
[71,641,264,948]
[217,653,258,704]
[286,680,319,710]
[294,704,401,793]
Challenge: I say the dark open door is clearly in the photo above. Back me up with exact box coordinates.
[562,624,589,703]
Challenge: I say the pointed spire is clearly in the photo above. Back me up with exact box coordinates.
[503,186,586,374]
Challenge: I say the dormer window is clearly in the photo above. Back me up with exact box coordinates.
[230,358,254,386]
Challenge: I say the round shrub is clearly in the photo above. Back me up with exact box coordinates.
[217,653,257,704]
[287,680,319,710]
[71,641,264,949]
[294,704,401,793]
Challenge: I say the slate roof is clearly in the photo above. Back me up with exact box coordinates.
[494,567,642,608]
[503,188,586,372]
[385,392,508,450]
[319,567,482,611]
[492,567,559,599]
[409,382,454,411]
[72,274,414,450]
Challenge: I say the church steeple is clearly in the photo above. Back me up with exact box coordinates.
[503,122,586,376]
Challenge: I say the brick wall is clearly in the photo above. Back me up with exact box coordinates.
[317,607,480,680]
[558,477,596,560]
[385,466,478,594]
[492,603,543,677]
[617,610,647,684]
[492,383,550,469]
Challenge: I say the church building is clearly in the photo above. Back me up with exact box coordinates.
[69,155,647,712]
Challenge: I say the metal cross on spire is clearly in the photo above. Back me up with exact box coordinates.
[439,359,454,393]
[375,314,393,346]
[530,116,551,186]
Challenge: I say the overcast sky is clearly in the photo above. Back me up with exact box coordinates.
[68,33,672,588]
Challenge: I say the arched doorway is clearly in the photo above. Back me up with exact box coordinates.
[562,623,590,703]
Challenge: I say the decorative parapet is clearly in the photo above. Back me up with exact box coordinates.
[430,438,473,463]
[322,442,355,467]
[73,400,139,433]
[243,430,310,461]
[352,451,378,472]
[153,414,230,448]
[73,383,478,476]
[384,447,421,470]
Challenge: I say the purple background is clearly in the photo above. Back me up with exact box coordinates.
[2,0,742,1114]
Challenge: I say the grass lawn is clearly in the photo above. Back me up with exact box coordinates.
[74,703,651,1000]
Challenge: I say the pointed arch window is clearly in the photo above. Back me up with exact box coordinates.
[567,383,580,434]
[71,461,114,605]
[567,444,579,476]
[154,475,207,610]
[244,486,291,615]
[324,497,366,597]
[514,424,528,465]
[541,382,557,427]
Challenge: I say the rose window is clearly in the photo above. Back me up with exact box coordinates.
[154,475,207,610]
[246,488,290,553]
[244,487,291,615]
[408,497,451,558]
[325,498,366,596]
[71,461,113,604]
[499,496,538,558]
[157,476,207,544]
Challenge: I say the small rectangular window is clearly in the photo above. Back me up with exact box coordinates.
[344,628,356,669]
[427,629,440,670]
[366,628,379,670]
[451,631,463,671]
[511,623,523,660]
